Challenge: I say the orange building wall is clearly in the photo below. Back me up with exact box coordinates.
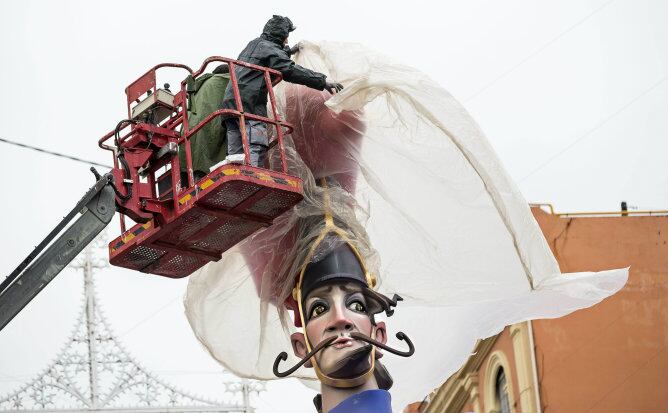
[460,403,473,413]
[531,209,668,412]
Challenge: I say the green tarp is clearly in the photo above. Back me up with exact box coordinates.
[180,73,229,176]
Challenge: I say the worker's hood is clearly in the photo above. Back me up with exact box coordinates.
[262,15,295,45]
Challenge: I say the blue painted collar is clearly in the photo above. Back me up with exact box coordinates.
[329,389,392,413]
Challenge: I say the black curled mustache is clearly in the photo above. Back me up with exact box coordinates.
[272,331,415,378]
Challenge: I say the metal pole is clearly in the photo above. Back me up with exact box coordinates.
[243,381,250,413]
[83,247,99,409]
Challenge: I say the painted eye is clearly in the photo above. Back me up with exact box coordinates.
[349,301,366,313]
[310,304,327,319]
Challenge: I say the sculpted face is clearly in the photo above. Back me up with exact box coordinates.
[291,282,387,377]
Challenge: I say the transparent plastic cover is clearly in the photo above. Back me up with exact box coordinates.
[184,41,628,409]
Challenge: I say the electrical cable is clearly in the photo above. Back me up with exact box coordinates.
[584,344,666,412]
[118,293,182,337]
[464,0,618,102]
[0,137,111,169]
[520,76,666,182]
[113,119,139,201]
[114,119,138,149]
[116,155,132,201]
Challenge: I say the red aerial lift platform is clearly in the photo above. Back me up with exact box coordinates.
[100,57,303,277]
[1,56,305,330]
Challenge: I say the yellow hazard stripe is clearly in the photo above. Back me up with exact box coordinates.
[177,169,299,204]
[179,169,242,205]
[256,172,272,182]
[222,168,240,176]
[200,178,215,190]
[112,221,152,252]
[179,193,193,205]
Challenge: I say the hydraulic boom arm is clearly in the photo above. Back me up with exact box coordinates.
[0,169,116,331]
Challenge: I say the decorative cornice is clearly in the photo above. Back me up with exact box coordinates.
[462,336,499,374]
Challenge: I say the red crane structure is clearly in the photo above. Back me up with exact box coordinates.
[0,57,304,329]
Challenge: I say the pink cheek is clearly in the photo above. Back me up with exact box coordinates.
[344,310,372,333]
[305,318,326,343]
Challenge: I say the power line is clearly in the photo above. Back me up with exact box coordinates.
[465,0,617,102]
[585,344,666,412]
[0,136,112,169]
[118,293,182,337]
[520,76,666,182]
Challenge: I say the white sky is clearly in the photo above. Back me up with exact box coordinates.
[0,0,665,412]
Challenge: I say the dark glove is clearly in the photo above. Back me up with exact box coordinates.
[325,81,344,94]
[288,42,301,56]
[285,42,301,56]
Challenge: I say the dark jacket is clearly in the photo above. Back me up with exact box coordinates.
[222,18,327,118]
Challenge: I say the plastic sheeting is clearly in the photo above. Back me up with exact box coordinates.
[184,41,628,410]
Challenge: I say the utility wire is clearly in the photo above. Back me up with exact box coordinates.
[585,344,666,412]
[118,293,182,337]
[0,136,112,169]
[465,0,617,102]
[520,76,666,182]
[0,135,179,341]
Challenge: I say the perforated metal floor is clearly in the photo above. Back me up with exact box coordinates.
[109,167,302,278]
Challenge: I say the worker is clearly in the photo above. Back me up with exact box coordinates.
[221,15,344,167]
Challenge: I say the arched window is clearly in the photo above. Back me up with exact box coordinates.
[495,368,511,413]
[484,350,515,413]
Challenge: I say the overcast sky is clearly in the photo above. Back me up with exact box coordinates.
[0,1,665,412]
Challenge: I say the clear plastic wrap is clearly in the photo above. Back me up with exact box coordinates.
[184,41,628,410]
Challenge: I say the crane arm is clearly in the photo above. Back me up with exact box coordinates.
[0,169,116,331]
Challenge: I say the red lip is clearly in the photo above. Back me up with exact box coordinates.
[330,336,354,348]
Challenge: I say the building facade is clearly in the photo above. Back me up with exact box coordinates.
[423,206,668,413]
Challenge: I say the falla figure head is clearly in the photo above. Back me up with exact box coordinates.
[272,180,413,398]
